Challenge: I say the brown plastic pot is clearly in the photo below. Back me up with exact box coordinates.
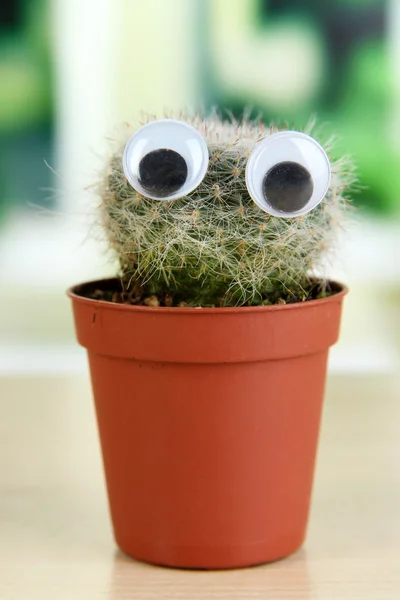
[68,278,347,570]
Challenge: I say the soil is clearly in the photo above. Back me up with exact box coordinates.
[80,278,343,308]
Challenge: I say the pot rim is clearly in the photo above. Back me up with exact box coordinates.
[67,277,348,314]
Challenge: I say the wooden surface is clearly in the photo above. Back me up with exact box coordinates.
[0,373,399,599]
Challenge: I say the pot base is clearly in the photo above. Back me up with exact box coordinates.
[116,535,305,570]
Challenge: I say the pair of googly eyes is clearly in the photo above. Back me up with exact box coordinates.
[122,119,331,217]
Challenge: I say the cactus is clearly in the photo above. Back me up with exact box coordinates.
[97,113,356,307]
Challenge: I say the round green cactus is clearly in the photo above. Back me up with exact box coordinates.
[97,114,356,307]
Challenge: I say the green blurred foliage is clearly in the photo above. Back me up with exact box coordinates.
[0,0,52,131]
[0,0,396,218]
[203,0,396,214]
[329,42,397,212]
[0,0,53,218]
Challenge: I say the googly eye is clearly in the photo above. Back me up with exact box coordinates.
[245,131,331,217]
[122,119,209,200]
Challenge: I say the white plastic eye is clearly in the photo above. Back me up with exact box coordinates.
[245,131,331,217]
[122,119,209,200]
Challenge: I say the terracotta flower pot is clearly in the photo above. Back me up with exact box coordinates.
[68,278,347,569]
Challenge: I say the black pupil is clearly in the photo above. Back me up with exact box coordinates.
[138,148,188,197]
[262,161,313,213]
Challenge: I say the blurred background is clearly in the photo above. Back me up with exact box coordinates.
[0,0,399,375]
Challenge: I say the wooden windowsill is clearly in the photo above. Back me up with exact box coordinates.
[0,374,399,599]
